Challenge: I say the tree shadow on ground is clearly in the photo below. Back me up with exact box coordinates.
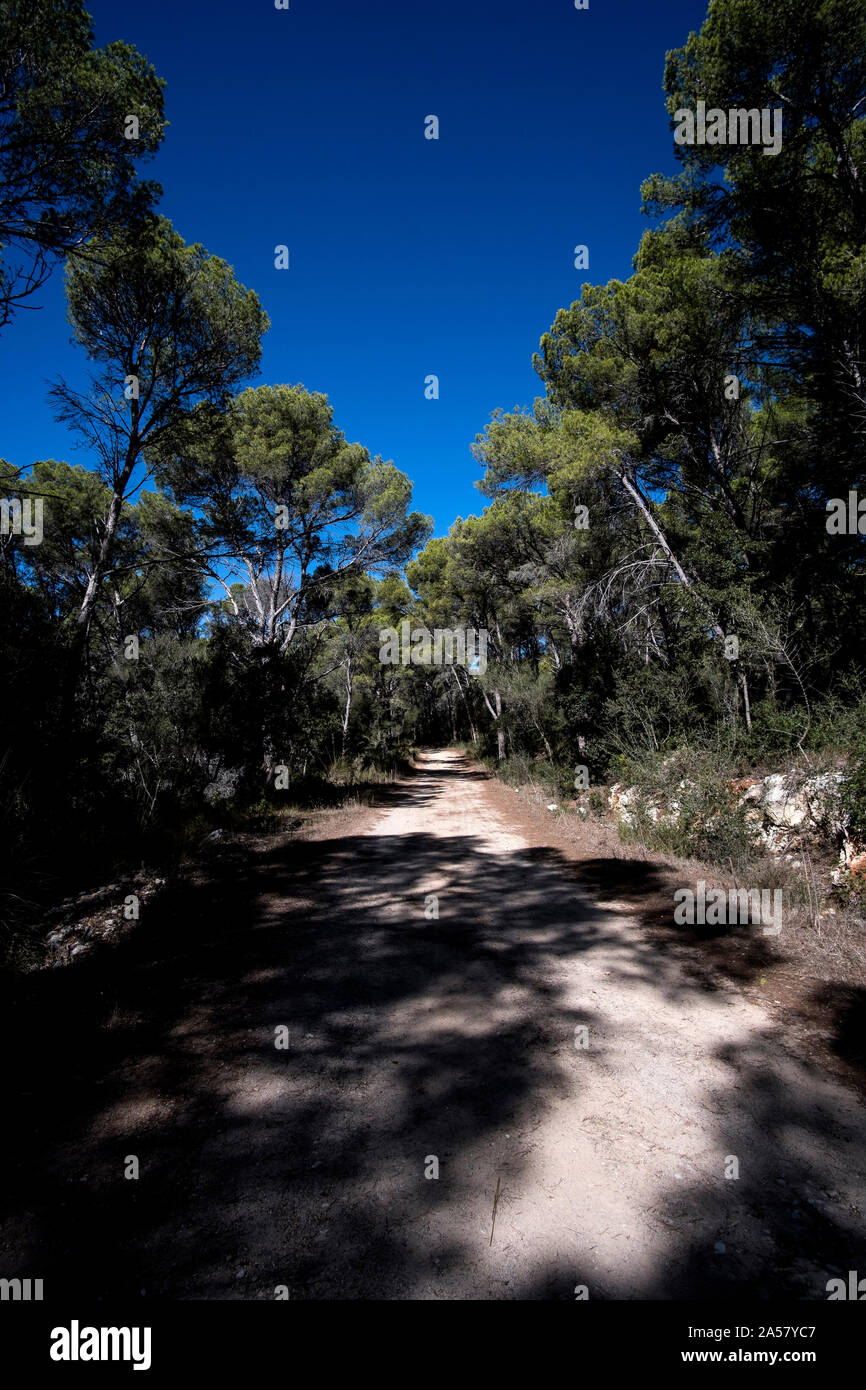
[1,762,864,1300]
[806,983,866,1072]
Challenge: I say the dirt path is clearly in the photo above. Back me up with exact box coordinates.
[3,750,865,1299]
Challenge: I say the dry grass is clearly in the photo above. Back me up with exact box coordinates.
[507,777,866,988]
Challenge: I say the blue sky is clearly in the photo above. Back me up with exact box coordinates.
[0,0,709,537]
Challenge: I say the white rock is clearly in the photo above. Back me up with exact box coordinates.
[739,782,764,805]
[762,775,808,828]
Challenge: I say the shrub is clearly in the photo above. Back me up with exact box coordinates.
[842,735,866,841]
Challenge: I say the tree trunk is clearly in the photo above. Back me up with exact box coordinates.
[341,656,353,756]
[532,712,554,760]
[617,466,727,644]
[495,689,505,760]
[449,665,478,744]
[740,669,752,731]
[77,487,125,635]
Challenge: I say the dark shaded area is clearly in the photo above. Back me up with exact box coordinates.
[570,854,780,986]
[807,984,866,1071]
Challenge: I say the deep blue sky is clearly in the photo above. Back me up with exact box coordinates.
[0,0,709,536]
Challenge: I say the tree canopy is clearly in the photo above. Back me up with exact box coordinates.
[0,0,166,328]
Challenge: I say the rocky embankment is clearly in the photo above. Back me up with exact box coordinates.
[601,768,864,888]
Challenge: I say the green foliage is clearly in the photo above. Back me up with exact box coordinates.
[157,383,431,650]
[615,765,757,871]
[480,754,560,796]
[842,734,866,841]
[61,219,269,421]
[0,0,166,328]
[734,697,811,765]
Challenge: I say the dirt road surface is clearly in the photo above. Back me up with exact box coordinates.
[2,750,865,1299]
